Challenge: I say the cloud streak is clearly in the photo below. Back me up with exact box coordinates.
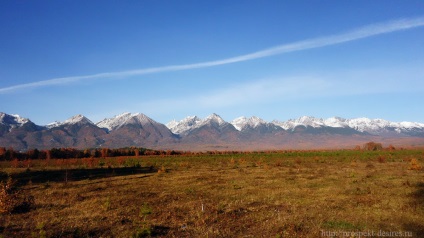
[1,16,424,94]
[134,77,329,118]
[136,65,424,120]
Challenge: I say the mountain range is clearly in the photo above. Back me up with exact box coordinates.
[1,112,424,151]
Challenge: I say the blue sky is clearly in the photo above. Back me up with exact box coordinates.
[1,1,424,125]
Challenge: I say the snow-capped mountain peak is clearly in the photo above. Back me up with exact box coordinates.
[231,116,267,131]
[0,112,30,131]
[96,112,132,131]
[166,116,201,135]
[347,118,391,132]
[324,117,349,128]
[96,112,156,131]
[128,113,155,125]
[0,112,29,125]
[273,116,325,130]
[13,114,29,125]
[231,116,248,131]
[190,113,227,129]
[65,114,93,125]
[166,119,178,130]
[297,116,325,127]
[167,114,229,135]
[47,114,94,128]
[203,113,226,125]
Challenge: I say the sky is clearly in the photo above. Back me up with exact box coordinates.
[1,0,424,125]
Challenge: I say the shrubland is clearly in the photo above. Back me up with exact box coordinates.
[0,147,423,237]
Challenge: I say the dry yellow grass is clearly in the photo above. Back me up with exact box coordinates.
[0,150,423,237]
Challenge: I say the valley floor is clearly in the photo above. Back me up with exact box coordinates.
[1,150,423,237]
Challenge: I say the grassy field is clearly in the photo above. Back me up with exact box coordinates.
[0,149,423,237]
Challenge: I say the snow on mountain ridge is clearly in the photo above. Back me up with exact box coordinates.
[166,116,201,135]
[296,116,325,127]
[4,111,421,136]
[166,113,232,134]
[96,112,133,131]
[65,114,93,125]
[271,116,424,134]
[167,114,424,135]
[12,114,29,125]
[166,120,179,130]
[347,118,389,132]
[398,121,424,129]
[347,118,424,133]
[231,116,248,131]
[231,116,267,131]
[47,114,94,128]
[0,112,30,131]
[96,112,155,131]
[200,113,227,127]
[273,116,326,130]
[0,113,29,126]
[323,117,349,128]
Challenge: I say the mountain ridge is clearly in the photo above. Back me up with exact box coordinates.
[1,112,424,150]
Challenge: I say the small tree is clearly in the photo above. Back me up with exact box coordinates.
[387,144,396,151]
[362,142,383,151]
[0,147,6,160]
[45,150,51,160]
[101,148,110,158]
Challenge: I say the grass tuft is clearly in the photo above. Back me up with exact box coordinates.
[409,158,422,170]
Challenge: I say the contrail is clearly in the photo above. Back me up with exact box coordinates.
[1,16,424,94]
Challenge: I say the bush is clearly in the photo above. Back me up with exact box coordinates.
[0,177,13,213]
[362,142,383,151]
[377,155,386,163]
[409,158,422,170]
[0,177,35,214]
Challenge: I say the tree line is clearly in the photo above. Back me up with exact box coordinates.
[0,147,183,161]
[0,141,395,161]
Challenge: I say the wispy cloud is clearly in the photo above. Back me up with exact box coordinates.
[134,77,329,117]
[1,16,424,94]
[135,65,424,118]
[196,77,330,107]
